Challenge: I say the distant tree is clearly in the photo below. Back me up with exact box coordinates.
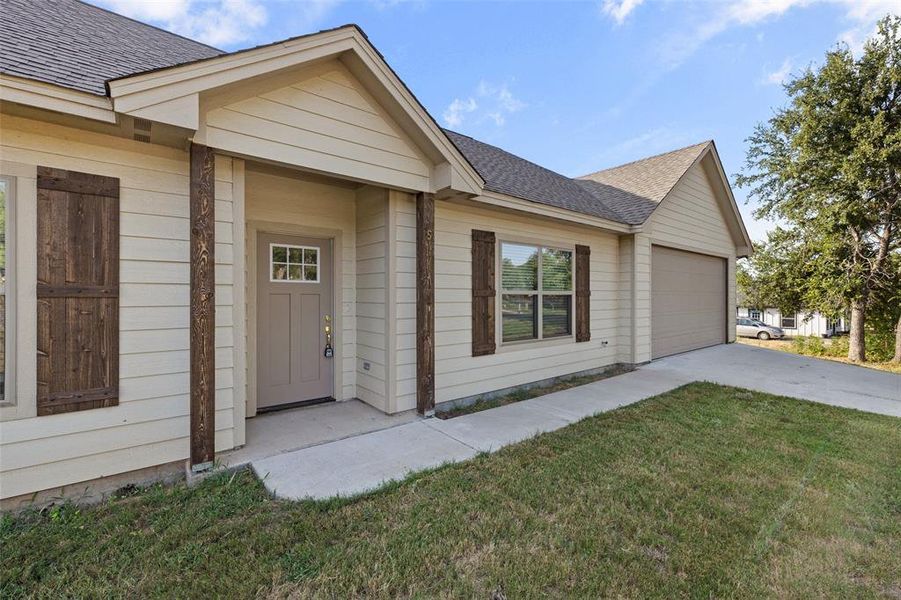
[737,16,901,361]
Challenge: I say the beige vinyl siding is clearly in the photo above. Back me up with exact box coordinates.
[355,186,388,410]
[631,234,653,363]
[392,193,418,411]
[204,60,431,193]
[617,235,633,363]
[244,167,357,402]
[0,114,236,499]
[389,198,621,412]
[646,160,738,347]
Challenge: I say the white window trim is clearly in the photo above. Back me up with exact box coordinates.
[269,242,320,283]
[0,175,15,406]
[496,240,575,347]
[780,313,797,329]
[749,309,762,321]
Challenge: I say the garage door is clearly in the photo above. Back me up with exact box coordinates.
[651,245,726,359]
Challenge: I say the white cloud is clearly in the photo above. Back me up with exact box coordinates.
[442,81,526,128]
[656,0,896,71]
[600,0,645,25]
[443,97,477,128]
[762,58,793,85]
[95,0,273,47]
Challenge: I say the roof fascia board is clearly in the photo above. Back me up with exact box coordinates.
[108,27,352,98]
[478,190,633,233]
[109,38,355,114]
[0,74,117,124]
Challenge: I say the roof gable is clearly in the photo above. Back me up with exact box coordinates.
[577,141,710,224]
[106,25,482,195]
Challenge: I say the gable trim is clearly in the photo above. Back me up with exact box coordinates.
[106,25,482,196]
[647,144,752,257]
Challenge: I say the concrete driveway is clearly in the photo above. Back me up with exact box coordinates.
[645,343,900,417]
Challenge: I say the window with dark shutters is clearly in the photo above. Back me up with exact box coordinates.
[575,244,590,342]
[36,167,119,416]
[471,229,496,356]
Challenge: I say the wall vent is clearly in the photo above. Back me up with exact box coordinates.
[133,118,152,143]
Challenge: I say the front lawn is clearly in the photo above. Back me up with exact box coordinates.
[3,383,899,598]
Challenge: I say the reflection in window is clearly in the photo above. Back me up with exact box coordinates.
[270,244,319,282]
[500,242,574,344]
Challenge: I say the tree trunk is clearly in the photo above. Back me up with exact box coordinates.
[848,300,866,362]
[892,311,901,364]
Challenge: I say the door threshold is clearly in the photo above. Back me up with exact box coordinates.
[257,396,336,414]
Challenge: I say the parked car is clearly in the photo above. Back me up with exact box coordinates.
[737,317,785,340]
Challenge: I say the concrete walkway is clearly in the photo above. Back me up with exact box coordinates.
[251,344,899,501]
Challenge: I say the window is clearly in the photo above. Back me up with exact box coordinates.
[500,242,573,343]
[781,313,796,328]
[270,243,319,282]
[0,177,16,404]
[749,309,762,321]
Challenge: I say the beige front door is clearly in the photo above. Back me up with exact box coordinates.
[257,233,334,409]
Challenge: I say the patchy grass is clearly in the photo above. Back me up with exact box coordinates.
[436,365,634,419]
[738,337,901,374]
[3,383,900,598]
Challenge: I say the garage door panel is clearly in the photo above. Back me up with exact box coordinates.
[652,246,726,359]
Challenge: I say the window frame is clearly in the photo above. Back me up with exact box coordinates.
[269,242,320,283]
[496,240,575,347]
[749,309,762,321]
[780,313,797,329]
[0,175,15,406]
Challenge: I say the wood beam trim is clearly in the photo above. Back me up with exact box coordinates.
[190,143,216,468]
[416,192,435,415]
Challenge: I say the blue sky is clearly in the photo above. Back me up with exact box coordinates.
[94,0,898,241]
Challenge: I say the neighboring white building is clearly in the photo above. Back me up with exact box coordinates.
[737,307,847,338]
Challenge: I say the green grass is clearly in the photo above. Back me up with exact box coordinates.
[3,383,900,598]
[436,365,633,419]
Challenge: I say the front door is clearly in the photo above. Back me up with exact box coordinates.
[257,233,334,409]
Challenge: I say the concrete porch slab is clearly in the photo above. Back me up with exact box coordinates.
[251,421,477,500]
[222,399,419,467]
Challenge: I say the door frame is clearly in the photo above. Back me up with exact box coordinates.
[245,219,343,417]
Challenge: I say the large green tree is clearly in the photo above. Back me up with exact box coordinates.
[737,16,901,362]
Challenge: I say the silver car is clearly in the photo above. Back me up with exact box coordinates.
[737,317,785,340]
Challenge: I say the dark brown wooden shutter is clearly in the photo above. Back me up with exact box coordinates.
[36,167,119,416]
[472,230,496,356]
[575,244,591,343]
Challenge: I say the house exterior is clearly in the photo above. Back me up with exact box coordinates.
[737,307,847,338]
[0,0,752,506]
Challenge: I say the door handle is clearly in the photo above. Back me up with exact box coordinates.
[324,315,334,358]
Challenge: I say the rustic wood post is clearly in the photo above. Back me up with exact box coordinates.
[416,192,435,415]
[190,143,215,468]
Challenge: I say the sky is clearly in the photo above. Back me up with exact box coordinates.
[92,0,900,242]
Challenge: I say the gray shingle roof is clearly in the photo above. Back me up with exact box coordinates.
[577,141,711,224]
[0,1,712,227]
[0,0,221,96]
[443,130,627,223]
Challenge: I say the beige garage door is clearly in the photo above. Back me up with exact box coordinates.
[652,245,726,359]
